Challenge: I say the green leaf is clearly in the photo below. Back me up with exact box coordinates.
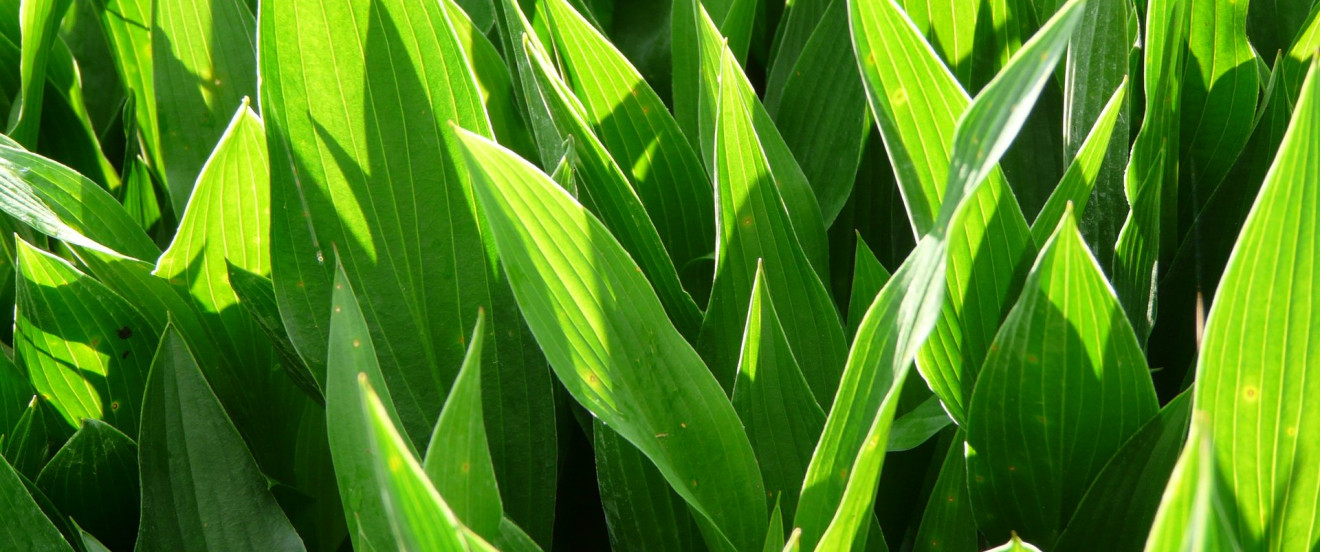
[422,309,502,540]
[3,395,72,481]
[885,397,951,452]
[226,262,322,405]
[966,208,1159,546]
[594,420,702,552]
[445,0,537,163]
[135,327,305,552]
[1142,418,1241,551]
[1112,0,1188,342]
[0,452,73,552]
[1054,391,1194,551]
[523,34,703,337]
[34,419,138,552]
[492,0,565,170]
[456,128,766,552]
[359,377,471,552]
[543,0,715,274]
[325,258,409,552]
[1032,80,1128,246]
[152,0,256,209]
[984,535,1044,552]
[1192,58,1320,550]
[699,46,846,401]
[89,0,157,165]
[492,517,545,552]
[14,239,154,437]
[910,431,977,552]
[731,262,826,520]
[0,143,158,261]
[763,499,785,552]
[0,353,32,437]
[846,234,890,339]
[453,0,495,32]
[7,0,71,147]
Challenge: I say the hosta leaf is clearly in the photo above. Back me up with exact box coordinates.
[910,431,976,552]
[359,378,470,552]
[445,0,537,162]
[1112,0,1188,342]
[226,262,321,404]
[966,208,1159,546]
[1244,0,1312,77]
[1142,418,1241,551]
[152,0,256,209]
[0,353,31,437]
[766,0,869,224]
[135,327,304,552]
[731,262,826,520]
[90,0,157,164]
[6,0,70,147]
[40,39,123,192]
[492,0,564,169]
[1032,81,1128,246]
[985,535,1044,552]
[456,128,766,552]
[1193,58,1320,550]
[594,420,701,552]
[851,0,1038,425]
[885,397,951,452]
[846,235,889,339]
[543,0,715,274]
[0,452,72,552]
[14,239,154,437]
[492,517,545,552]
[0,143,157,261]
[34,419,138,552]
[523,35,703,337]
[260,0,558,539]
[3,395,72,480]
[423,310,502,540]
[1054,391,1194,551]
[1061,0,1131,268]
[699,47,845,401]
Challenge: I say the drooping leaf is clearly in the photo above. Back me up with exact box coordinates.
[14,239,154,437]
[34,419,138,552]
[1192,58,1320,551]
[135,327,305,552]
[456,128,766,552]
[732,262,826,520]
[0,452,73,552]
[152,0,256,209]
[1142,418,1241,551]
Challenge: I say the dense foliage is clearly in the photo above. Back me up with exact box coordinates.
[0,0,1315,550]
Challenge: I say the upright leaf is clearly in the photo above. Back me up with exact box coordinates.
[34,419,138,552]
[1142,418,1241,551]
[457,129,766,552]
[135,327,305,552]
[91,0,157,164]
[0,453,72,552]
[846,235,890,338]
[910,431,977,552]
[1032,81,1128,246]
[152,0,256,209]
[7,0,71,147]
[966,209,1159,546]
[1193,59,1320,551]
[594,420,702,552]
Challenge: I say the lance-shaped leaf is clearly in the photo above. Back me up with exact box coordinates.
[1033,81,1128,246]
[152,0,256,209]
[1193,58,1320,550]
[359,378,471,552]
[910,431,977,552]
[846,235,890,339]
[851,0,1039,425]
[594,420,701,552]
[6,0,70,147]
[985,535,1044,552]
[0,452,72,552]
[423,310,502,541]
[966,208,1160,546]
[135,327,305,552]
[260,2,558,537]
[92,0,158,165]
[523,35,702,337]
[1142,418,1241,551]
[0,144,158,261]
[699,48,846,402]
[1113,0,1188,342]
[731,262,826,519]
[14,240,154,438]
[34,419,138,552]
[226,262,321,404]
[455,129,767,552]
[3,396,72,479]
[542,0,715,273]
[795,2,1085,547]
[0,353,31,437]
[445,0,537,163]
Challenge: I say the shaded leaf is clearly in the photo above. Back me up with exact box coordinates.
[34,419,138,552]
[0,452,72,552]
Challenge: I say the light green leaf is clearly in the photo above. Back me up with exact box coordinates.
[7,0,71,147]
[423,310,502,541]
[135,327,305,552]
[89,0,157,165]
[1032,80,1128,246]
[732,262,826,520]
[456,128,766,552]
[885,397,950,452]
[445,0,537,162]
[699,47,845,401]
[1143,418,1242,551]
[985,535,1044,552]
[0,452,72,552]
[967,208,1159,546]
[523,34,703,337]
[152,0,256,209]
[14,239,154,438]
[543,0,715,274]
[763,499,785,552]
[1192,58,1320,551]
[34,419,138,552]
[359,377,470,552]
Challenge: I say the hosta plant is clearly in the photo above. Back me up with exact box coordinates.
[0,0,1315,550]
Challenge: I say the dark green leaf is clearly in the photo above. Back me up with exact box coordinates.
[34,419,138,552]
[0,452,73,552]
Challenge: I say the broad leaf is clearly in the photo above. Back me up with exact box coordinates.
[34,419,138,551]
[0,452,72,552]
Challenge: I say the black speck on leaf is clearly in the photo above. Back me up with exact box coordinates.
[117,326,132,339]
